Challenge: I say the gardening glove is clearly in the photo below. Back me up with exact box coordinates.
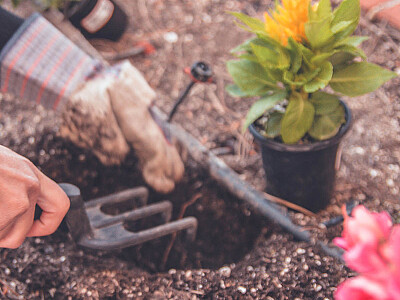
[0,145,70,248]
[0,13,184,193]
[63,61,185,193]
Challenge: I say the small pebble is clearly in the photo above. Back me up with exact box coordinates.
[237,286,246,294]
[220,280,226,289]
[369,169,379,177]
[218,266,231,277]
[185,270,192,279]
[168,269,176,275]
[163,32,178,43]
[296,248,306,255]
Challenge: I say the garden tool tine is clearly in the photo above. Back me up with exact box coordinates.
[59,183,198,251]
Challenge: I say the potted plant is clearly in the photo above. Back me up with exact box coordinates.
[226,0,397,212]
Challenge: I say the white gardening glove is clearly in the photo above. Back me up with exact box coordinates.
[0,14,183,193]
[61,62,184,193]
[107,61,184,193]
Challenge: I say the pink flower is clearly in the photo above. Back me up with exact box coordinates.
[335,276,391,300]
[343,243,389,280]
[333,205,400,300]
[333,205,392,251]
[385,226,400,298]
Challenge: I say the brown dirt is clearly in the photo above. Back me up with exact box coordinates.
[1,0,400,299]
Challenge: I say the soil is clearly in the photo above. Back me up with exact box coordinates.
[1,0,400,299]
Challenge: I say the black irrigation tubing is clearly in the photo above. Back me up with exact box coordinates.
[152,106,344,262]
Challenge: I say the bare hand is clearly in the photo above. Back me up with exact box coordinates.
[0,146,70,248]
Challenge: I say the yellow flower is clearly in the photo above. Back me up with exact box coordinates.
[264,0,310,46]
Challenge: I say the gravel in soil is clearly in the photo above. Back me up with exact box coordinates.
[1,0,400,299]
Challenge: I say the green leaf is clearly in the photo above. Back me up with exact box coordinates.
[308,104,345,140]
[303,67,321,82]
[311,52,335,65]
[226,84,253,98]
[251,37,282,50]
[236,53,260,63]
[227,60,278,94]
[305,17,334,49]
[288,38,302,73]
[331,20,353,33]
[266,68,284,82]
[332,0,360,25]
[283,71,306,86]
[230,38,256,54]
[281,93,315,144]
[335,44,366,60]
[335,36,369,47]
[329,52,356,68]
[309,0,332,21]
[230,12,265,34]
[251,42,290,70]
[299,44,314,63]
[331,0,360,37]
[304,61,333,92]
[330,62,397,96]
[243,91,287,130]
[309,91,341,115]
[265,111,283,138]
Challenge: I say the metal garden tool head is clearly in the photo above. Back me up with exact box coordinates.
[59,183,198,250]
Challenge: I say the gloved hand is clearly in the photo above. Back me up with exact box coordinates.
[0,14,184,193]
[0,145,70,248]
[61,61,184,193]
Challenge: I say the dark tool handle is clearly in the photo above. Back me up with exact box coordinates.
[59,183,93,241]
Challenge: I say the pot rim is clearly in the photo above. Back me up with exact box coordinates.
[249,100,352,152]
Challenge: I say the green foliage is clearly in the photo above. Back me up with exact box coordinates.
[227,0,397,144]
[281,92,315,143]
[242,90,287,131]
[330,62,397,96]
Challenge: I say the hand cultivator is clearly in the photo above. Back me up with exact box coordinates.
[59,183,197,250]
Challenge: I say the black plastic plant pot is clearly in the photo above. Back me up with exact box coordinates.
[65,0,128,41]
[249,101,352,212]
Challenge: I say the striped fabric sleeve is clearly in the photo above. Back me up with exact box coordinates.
[0,14,99,110]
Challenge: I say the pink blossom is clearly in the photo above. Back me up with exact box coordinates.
[333,205,400,300]
[335,276,391,300]
[333,205,392,251]
[343,243,389,280]
[385,226,400,298]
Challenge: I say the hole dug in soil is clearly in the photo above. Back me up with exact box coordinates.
[31,132,267,273]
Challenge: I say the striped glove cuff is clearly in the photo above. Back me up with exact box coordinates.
[0,14,99,110]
